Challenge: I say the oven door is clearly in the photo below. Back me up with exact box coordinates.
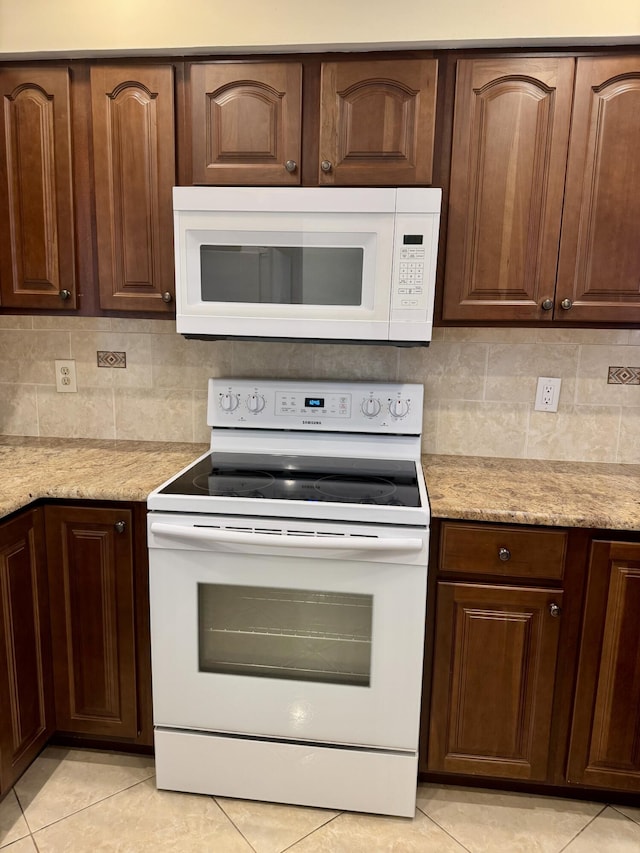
[147,513,428,752]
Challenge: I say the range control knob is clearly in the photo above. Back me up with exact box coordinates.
[361,397,382,418]
[219,392,240,413]
[389,398,410,419]
[246,393,266,414]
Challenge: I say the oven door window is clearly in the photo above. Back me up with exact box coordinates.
[199,245,364,306]
[198,583,372,686]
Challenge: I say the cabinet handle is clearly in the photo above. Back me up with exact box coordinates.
[284,159,297,173]
[59,289,72,301]
[114,521,126,534]
[560,298,573,310]
[498,547,511,562]
[541,298,553,311]
[161,291,173,303]
[549,602,562,618]
[320,160,333,173]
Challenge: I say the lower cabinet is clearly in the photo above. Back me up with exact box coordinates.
[424,521,640,797]
[44,504,152,745]
[428,581,563,781]
[0,509,54,795]
[567,539,640,792]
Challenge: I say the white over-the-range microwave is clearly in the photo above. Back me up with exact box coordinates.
[173,186,442,346]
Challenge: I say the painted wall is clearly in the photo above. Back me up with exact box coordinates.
[1,0,639,57]
[1,316,639,463]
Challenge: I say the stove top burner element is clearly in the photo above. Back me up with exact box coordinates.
[314,475,397,502]
[193,472,275,496]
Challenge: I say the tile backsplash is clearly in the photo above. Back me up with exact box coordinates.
[1,315,639,463]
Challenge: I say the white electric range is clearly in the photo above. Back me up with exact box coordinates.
[147,378,430,817]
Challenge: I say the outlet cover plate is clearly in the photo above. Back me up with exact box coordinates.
[534,377,561,412]
[55,359,77,393]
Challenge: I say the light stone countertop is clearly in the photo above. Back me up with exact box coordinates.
[1,437,639,531]
[423,454,640,530]
[0,436,208,520]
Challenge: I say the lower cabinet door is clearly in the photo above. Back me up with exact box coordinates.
[45,506,138,739]
[567,541,640,791]
[0,509,53,793]
[428,582,563,781]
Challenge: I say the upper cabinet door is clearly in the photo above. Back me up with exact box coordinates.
[189,62,302,185]
[318,59,438,186]
[442,58,575,322]
[556,57,640,324]
[90,64,176,312]
[0,67,77,309]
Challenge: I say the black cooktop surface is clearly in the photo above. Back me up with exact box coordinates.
[159,452,422,507]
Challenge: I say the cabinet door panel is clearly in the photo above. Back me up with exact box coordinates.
[46,506,138,739]
[0,67,76,309]
[442,59,574,321]
[189,62,302,185]
[568,541,640,790]
[319,59,437,185]
[428,582,563,781]
[556,57,640,323]
[0,509,53,793]
[91,65,176,312]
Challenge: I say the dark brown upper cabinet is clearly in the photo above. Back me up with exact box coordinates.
[442,57,575,322]
[0,66,77,310]
[188,62,303,185]
[185,58,438,187]
[555,57,640,324]
[318,59,438,186]
[90,64,177,312]
[442,55,640,325]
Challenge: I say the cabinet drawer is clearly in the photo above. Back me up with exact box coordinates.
[440,522,567,581]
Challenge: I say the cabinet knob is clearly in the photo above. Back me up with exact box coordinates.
[320,160,333,173]
[59,289,72,301]
[541,298,554,311]
[498,547,511,562]
[560,298,573,310]
[114,521,126,534]
[284,159,297,173]
[161,291,173,303]
[549,602,562,618]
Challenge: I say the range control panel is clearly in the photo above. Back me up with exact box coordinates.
[208,379,424,434]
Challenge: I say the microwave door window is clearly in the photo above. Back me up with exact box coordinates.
[199,245,363,306]
[300,247,362,306]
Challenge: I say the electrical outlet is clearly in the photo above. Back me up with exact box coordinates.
[534,376,561,412]
[55,359,77,393]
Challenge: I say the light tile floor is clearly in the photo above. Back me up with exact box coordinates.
[1,747,639,852]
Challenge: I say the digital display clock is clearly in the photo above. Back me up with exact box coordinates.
[305,397,324,408]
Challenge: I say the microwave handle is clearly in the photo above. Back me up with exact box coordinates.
[149,521,423,553]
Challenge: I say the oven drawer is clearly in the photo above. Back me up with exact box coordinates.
[439,522,567,581]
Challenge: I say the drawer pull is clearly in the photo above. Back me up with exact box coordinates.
[498,547,511,562]
[549,602,562,618]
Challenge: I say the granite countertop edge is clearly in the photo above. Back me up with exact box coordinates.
[0,437,638,531]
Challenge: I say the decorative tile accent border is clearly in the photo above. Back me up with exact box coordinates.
[608,366,640,385]
[97,350,127,368]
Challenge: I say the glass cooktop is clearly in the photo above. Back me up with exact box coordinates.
[159,452,422,507]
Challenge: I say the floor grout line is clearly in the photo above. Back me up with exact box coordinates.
[212,797,260,853]
[556,803,608,852]
[415,804,475,853]
[16,774,155,838]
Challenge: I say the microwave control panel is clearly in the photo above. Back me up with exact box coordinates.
[208,379,424,434]
[389,193,441,340]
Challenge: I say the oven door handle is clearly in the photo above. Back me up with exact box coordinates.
[149,522,423,552]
